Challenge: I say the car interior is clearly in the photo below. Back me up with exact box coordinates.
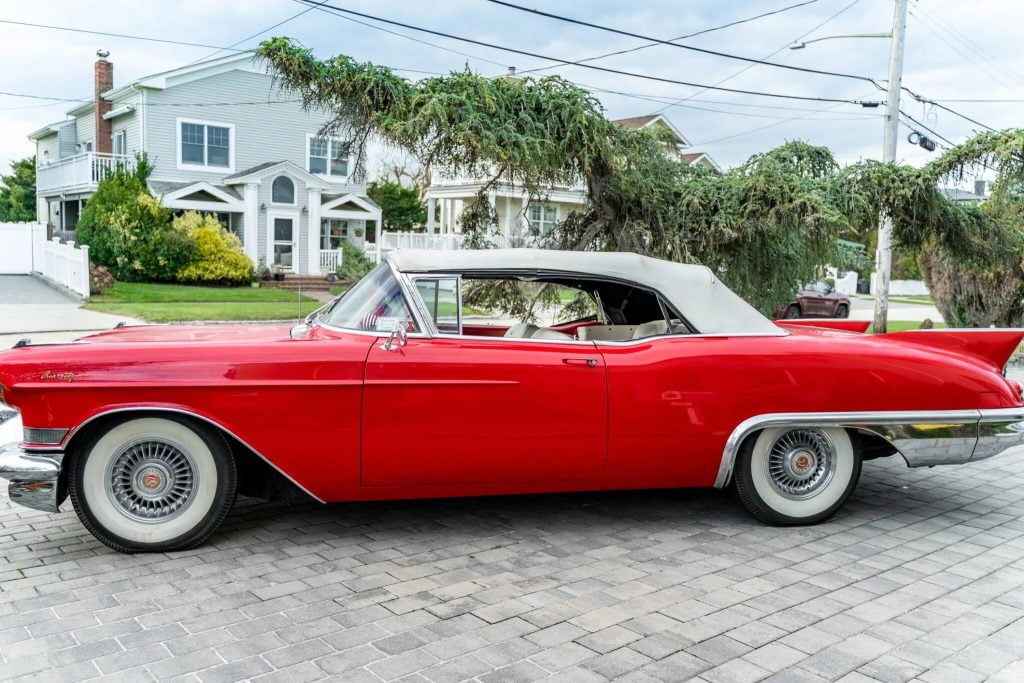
[459,274,693,341]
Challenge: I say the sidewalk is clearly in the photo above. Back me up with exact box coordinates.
[0,275,142,348]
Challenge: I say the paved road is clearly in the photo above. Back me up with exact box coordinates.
[0,276,141,347]
[848,296,943,324]
[2,448,1024,682]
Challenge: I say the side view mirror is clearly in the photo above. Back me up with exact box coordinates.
[381,320,409,351]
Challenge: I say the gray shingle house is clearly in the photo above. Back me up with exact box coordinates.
[28,51,381,274]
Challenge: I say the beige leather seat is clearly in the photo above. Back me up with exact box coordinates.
[504,322,540,338]
[578,325,638,341]
[631,320,670,339]
[503,322,572,341]
[530,327,573,341]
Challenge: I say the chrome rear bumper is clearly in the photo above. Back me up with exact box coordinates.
[0,411,64,513]
[717,408,1024,488]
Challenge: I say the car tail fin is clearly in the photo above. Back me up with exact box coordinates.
[882,329,1024,371]
[778,320,871,333]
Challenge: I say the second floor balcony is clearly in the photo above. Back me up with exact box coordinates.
[37,153,135,195]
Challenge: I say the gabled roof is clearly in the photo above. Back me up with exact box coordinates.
[27,120,70,140]
[222,160,332,189]
[612,113,690,147]
[102,51,262,101]
[679,152,722,173]
[152,180,245,211]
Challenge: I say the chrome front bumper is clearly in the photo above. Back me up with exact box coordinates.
[0,410,64,513]
[717,408,1024,488]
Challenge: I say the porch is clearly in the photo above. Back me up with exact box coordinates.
[36,152,134,194]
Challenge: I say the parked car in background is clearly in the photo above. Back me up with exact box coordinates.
[2,250,1023,552]
[776,281,850,319]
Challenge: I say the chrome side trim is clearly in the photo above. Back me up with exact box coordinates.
[713,409,1024,489]
[61,407,326,504]
[975,408,1024,461]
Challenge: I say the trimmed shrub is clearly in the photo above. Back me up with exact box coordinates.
[338,240,374,281]
[76,156,195,282]
[174,212,254,285]
[89,264,115,295]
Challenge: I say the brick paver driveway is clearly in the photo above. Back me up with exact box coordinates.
[3,450,1024,682]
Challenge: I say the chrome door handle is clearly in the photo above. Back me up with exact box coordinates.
[563,358,598,367]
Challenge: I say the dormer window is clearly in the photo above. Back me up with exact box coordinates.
[307,134,349,178]
[272,176,295,204]
[177,118,234,172]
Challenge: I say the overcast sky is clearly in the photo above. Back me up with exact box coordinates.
[2,0,1021,179]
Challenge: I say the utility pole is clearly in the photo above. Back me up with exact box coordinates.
[872,0,908,334]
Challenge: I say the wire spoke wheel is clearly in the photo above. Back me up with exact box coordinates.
[735,425,861,525]
[107,438,199,523]
[765,428,835,499]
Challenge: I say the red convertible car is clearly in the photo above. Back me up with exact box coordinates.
[2,250,1023,553]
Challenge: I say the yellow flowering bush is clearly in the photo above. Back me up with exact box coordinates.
[174,212,254,285]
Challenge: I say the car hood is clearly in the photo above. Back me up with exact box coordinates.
[75,323,296,344]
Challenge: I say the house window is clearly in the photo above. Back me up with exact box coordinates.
[113,130,127,156]
[321,219,348,250]
[178,118,233,170]
[271,176,295,204]
[528,204,558,235]
[80,140,93,153]
[307,135,349,177]
[214,212,242,242]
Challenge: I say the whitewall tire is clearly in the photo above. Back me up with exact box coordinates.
[69,416,237,552]
[734,426,861,525]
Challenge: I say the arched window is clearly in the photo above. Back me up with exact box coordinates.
[272,176,295,204]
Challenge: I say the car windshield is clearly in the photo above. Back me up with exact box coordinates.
[321,263,419,332]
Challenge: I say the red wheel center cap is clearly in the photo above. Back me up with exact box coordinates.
[142,472,161,490]
[794,454,811,472]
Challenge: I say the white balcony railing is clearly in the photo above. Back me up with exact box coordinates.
[36,153,134,194]
[380,232,466,251]
[320,249,340,273]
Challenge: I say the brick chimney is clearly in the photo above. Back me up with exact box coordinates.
[94,50,113,154]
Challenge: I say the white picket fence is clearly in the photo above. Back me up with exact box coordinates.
[0,222,90,297]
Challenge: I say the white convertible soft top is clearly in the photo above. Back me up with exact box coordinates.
[386,249,782,336]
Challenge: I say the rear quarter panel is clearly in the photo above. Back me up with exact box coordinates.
[598,329,1019,489]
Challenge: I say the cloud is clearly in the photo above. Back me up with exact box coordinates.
[2,0,1021,174]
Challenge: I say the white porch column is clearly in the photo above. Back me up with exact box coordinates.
[439,198,447,234]
[243,183,259,265]
[307,188,321,275]
[374,209,382,263]
[486,190,496,240]
[504,195,512,243]
[426,196,436,235]
[520,195,529,239]
[36,195,46,224]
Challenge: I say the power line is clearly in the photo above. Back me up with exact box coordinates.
[902,88,996,131]
[689,92,877,147]
[289,0,509,69]
[519,0,823,75]
[899,110,953,147]
[910,0,1024,86]
[181,4,320,68]
[0,19,239,51]
[651,0,866,116]
[484,0,882,87]
[296,0,882,106]
[907,7,1020,91]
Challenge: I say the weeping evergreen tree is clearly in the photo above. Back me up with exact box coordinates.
[258,38,1023,321]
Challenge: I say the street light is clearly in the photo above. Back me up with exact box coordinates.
[787,0,908,334]
[789,33,892,50]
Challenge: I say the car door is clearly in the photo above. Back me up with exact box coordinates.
[361,276,608,488]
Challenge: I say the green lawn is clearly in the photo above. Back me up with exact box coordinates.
[871,320,947,333]
[84,283,321,323]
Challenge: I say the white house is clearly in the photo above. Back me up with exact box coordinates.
[412,113,720,252]
[28,51,382,274]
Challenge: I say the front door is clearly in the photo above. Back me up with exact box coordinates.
[271,215,297,271]
[361,336,608,487]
